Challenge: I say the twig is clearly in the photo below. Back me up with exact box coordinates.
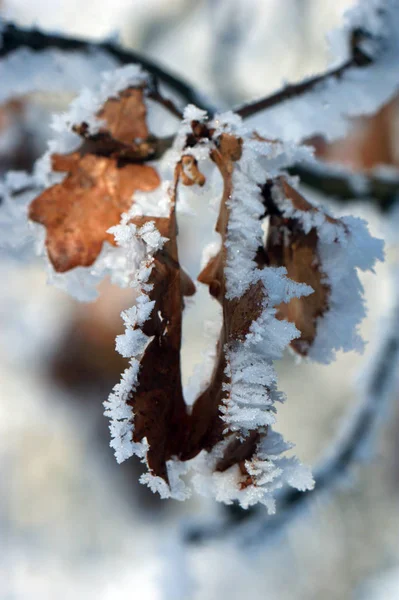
[0,22,215,114]
[236,29,374,119]
[288,162,399,211]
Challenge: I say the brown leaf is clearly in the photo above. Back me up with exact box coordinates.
[97,87,149,144]
[180,155,206,187]
[29,153,160,272]
[124,176,196,482]
[305,95,399,171]
[73,87,158,160]
[29,84,165,272]
[265,178,330,355]
[182,133,265,469]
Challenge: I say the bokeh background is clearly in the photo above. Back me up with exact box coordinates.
[1,1,399,598]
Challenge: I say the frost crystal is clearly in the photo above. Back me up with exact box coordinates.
[103,219,168,464]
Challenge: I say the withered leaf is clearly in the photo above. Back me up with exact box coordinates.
[180,155,206,187]
[125,178,196,483]
[265,178,330,355]
[29,84,164,273]
[29,153,160,272]
[97,87,149,144]
[74,87,157,160]
[183,133,263,469]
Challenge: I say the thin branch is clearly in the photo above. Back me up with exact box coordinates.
[0,22,215,114]
[185,302,399,545]
[147,89,184,120]
[288,162,399,211]
[236,29,374,119]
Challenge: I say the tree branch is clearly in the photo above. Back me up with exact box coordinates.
[236,29,374,119]
[288,162,399,211]
[0,22,215,114]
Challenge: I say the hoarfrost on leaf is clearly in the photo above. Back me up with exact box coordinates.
[0,16,388,512]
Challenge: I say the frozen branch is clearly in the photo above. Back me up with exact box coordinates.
[235,0,399,143]
[236,59,364,120]
[0,22,214,114]
[235,26,374,119]
[288,161,399,210]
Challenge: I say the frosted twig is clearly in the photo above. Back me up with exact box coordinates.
[236,0,399,121]
[0,22,215,115]
[235,22,377,120]
[288,162,399,210]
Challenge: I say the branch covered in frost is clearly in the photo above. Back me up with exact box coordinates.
[236,53,367,119]
[289,162,399,210]
[236,0,399,143]
[0,22,214,113]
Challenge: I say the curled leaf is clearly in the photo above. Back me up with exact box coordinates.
[180,155,206,187]
[265,178,330,355]
[264,177,383,362]
[106,168,196,485]
[183,133,249,460]
[126,212,191,482]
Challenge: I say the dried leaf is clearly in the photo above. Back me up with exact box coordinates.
[180,155,206,187]
[74,87,158,160]
[183,133,264,468]
[215,431,260,473]
[29,84,164,272]
[29,153,160,272]
[306,95,399,170]
[265,178,330,355]
[97,87,149,144]
[123,176,197,482]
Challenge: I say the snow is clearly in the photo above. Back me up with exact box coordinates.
[0,170,39,256]
[192,430,314,512]
[0,47,119,105]
[140,460,191,501]
[103,218,168,465]
[182,104,208,124]
[221,271,311,434]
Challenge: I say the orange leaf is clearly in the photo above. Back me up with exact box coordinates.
[74,87,157,160]
[29,85,161,272]
[29,153,160,272]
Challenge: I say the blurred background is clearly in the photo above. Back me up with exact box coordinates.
[1,0,399,598]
